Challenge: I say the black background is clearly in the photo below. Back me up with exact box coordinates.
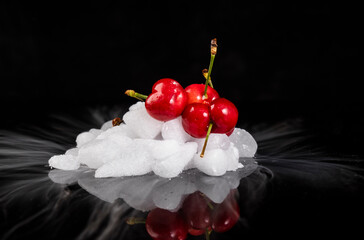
[0,1,362,156]
[1,2,364,239]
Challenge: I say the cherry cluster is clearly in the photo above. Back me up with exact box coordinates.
[125,39,238,157]
[129,190,240,240]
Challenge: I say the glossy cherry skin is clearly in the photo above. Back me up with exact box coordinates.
[182,192,212,232]
[146,78,187,121]
[146,208,188,240]
[187,228,205,236]
[225,128,235,137]
[210,98,239,134]
[185,84,219,105]
[211,190,240,233]
[182,103,211,138]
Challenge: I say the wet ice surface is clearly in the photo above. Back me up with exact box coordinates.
[49,102,257,178]
[1,106,364,240]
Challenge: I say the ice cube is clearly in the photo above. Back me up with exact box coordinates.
[225,143,243,171]
[49,154,80,170]
[65,147,79,157]
[129,101,144,111]
[76,131,97,147]
[96,124,137,140]
[89,128,103,137]
[193,149,228,176]
[77,138,129,169]
[95,144,154,178]
[193,133,231,152]
[229,128,257,157]
[134,139,181,160]
[161,116,191,143]
[101,120,113,131]
[152,142,197,178]
[123,102,163,139]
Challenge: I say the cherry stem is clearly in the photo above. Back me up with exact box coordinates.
[203,38,217,97]
[205,228,212,240]
[126,217,146,225]
[125,90,148,101]
[203,55,215,97]
[202,69,214,88]
[112,117,123,126]
[200,122,213,158]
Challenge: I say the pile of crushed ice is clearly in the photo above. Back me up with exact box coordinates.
[49,102,257,178]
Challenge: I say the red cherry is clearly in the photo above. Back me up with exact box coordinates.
[185,84,219,105]
[210,98,238,134]
[182,98,238,139]
[225,128,235,136]
[145,78,187,121]
[182,103,211,138]
[211,191,240,233]
[181,192,212,232]
[188,228,205,236]
[146,208,188,240]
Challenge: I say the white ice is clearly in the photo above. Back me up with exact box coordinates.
[96,124,137,140]
[193,149,229,176]
[134,139,182,160]
[193,133,230,152]
[49,154,80,170]
[122,102,163,139]
[161,116,191,143]
[101,120,113,131]
[65,147,79,157]
[152,142,197,178]
[49,102,257,179]
[76,131,96,148]
[78,137,132,169]
[95,143,154,178]
[229,128,258,157]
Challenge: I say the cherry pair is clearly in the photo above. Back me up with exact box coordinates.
[144,190,240,240]
[182,190,240,236]
[182,83,238,138]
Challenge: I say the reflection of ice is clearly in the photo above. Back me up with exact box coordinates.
[48,158,258,211]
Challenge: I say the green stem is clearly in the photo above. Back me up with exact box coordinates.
[208,79,214,88]
[200,122,213,158]
[202,69,214,88]
[205,228,212,240]
[203,54,215,97]
[126,217,146,225]
[199,192,214,210]
[125,90,148,101]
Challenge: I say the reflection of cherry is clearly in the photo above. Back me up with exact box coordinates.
[128,189,240,240]
[211,191,240,233]
[187,228,205,236]
[182,192,211,233]
[146,208,188,240]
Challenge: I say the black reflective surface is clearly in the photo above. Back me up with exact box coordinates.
[1,105,363,239]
